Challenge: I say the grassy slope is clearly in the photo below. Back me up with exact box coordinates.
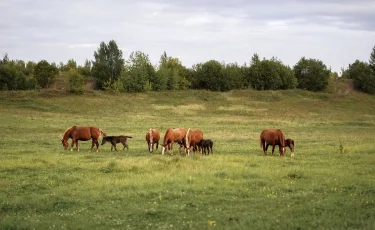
[0,87,374,229]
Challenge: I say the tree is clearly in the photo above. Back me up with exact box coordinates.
[61,59,77,72]
[244,55,294,90]
[347,60,375,94]
[271,58,297,89]
[154,52,190,91]
[34,60,58,88]
[369,45,375,73]
[0,54,28,90]
[194,60,228,91]
[26,61,36,76]
[224,63,245,90]
[293,57,330,91]
[122,51,155,92]
[91,40,124,89]
[77,59,92,77]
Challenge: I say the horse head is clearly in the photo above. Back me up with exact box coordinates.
[285,139,295,157]
[61,139,68,150]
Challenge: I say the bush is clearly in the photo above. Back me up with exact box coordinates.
[34,60,58,88]
[67,69,85,94]
[347,60,375,94]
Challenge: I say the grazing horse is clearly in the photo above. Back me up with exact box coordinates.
[185,128,203,156]
[61,126,106,152]
[145,128,160,152]
[198,139,213,155]
[162,128,186,155]
[101,135,132,151]
[260,129,286,156]
[285,138,295,157]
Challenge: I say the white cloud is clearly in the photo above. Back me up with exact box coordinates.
[0,0,374,72]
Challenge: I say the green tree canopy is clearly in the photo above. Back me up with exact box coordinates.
[122,51,155,92]
[155,52,190,91]
[369,45,375,74]
[194,60,228,91]
[91,40,124,89]
[347,60,375,94]
[34,60,59,88]
[293,57,330,92]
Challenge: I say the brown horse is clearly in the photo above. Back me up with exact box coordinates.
[260,129,286,156]
[185,128,203,156]
[162,128,186,155]
[61,126,106,152]
[285,138,295,157]
[145,128,160,152]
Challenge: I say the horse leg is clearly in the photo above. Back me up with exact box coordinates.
[71,138,76,151]
[264,144,269,155]
[90,139,95,152]
[156,142,158,150]
[95,139,99,152]
[272,145,275,155]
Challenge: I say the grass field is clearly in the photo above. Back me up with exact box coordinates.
[0,86,375,229]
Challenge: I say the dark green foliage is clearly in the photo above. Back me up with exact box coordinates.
[0,54,30,90]
[91,40,124,89]
[244,55,296,90]
[25,61,36,76]
[293,57,330,92]
[67,69,85,94]
[223,63,246,90]
[34,60,58,89]
[194,60,228,91]
[347,60,375,94]
[369,45,375,73]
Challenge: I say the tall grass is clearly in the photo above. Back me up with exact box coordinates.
[0,89,374,229]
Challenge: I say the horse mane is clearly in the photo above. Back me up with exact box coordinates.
[62,126,73,140]
[186,128,191,147]
[99,128,107,137]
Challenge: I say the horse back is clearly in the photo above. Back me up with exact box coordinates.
[261,129,283,144]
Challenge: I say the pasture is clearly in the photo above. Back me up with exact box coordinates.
[0,88,375,229]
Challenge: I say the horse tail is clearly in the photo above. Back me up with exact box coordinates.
[278,131,285,147]
[186,128,191,147]
[278,130,285,156]
[126,136,132,138]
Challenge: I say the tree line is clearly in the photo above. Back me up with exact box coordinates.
[1,40,375,94]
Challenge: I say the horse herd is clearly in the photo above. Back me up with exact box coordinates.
[61,126,295,157]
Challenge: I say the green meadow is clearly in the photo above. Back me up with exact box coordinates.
[0,86,375,229]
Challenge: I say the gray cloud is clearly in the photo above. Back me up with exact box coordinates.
[0,0,374,72]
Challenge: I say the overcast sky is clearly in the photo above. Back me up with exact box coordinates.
[1,0,374,73]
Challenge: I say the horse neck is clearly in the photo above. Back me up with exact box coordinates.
[62,127,72,140]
